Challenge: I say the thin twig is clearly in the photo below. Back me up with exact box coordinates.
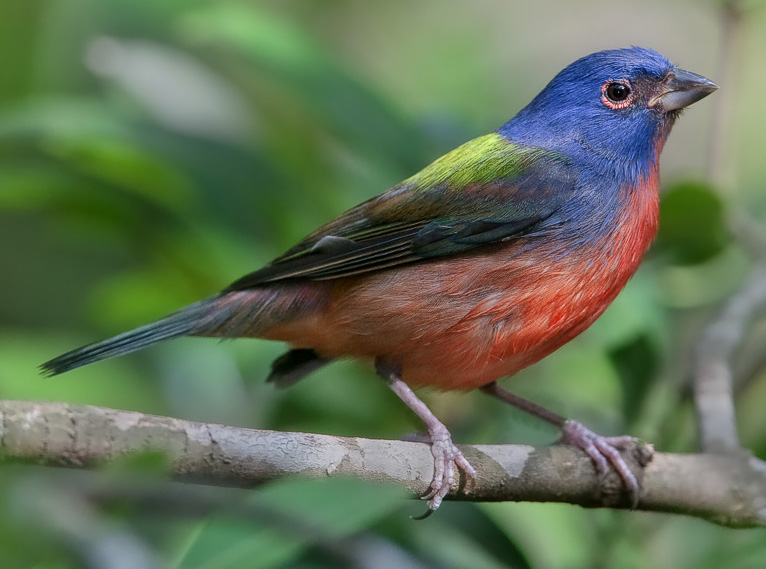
[706,0,743,189]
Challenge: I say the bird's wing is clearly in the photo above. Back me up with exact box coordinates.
[225,133,575,289]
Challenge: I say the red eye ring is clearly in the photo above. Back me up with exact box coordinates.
[601,80,634,109]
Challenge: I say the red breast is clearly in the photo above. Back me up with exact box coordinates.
[260,171,659,391]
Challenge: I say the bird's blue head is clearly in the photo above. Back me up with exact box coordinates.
[498,47,717,173]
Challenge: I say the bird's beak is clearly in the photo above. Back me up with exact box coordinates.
[649,68,718,111]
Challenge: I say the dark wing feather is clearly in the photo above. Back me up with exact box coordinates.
[226,137,576,290]
[233,230,421,284]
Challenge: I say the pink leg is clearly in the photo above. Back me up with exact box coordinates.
[481,382,650,507]
[377,361,476,513]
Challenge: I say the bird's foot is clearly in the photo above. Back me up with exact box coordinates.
[559,420,653,508]
[418,423,477,516]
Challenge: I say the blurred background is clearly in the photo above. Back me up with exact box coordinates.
[2,0,766,567]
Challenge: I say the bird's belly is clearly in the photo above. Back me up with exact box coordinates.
[271,241,642,390]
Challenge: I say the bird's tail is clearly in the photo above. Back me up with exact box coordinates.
[40,297,219,377]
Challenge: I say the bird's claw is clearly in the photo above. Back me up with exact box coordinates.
[420,425,477,513]
[559,420,652,508]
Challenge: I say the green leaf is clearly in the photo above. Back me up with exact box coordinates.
[175,477,404,569]
[608,334,659,427]
[658,181,730,265]
[481,502,597,569]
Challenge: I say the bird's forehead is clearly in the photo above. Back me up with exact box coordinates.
[568,47,673,81]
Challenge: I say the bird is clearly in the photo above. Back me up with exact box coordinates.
[42,47,717,513]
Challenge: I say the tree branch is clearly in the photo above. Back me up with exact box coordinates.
[2,400,765,528]
[693,264,766,453]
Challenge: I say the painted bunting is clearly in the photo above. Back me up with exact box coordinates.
[42,47,717,512]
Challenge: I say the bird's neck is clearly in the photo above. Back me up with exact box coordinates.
[497,115,673,190]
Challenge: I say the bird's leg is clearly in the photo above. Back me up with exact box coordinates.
[376,360,477,513]
[480,381,650,507]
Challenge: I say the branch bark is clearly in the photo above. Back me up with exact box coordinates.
[2,400,765,528]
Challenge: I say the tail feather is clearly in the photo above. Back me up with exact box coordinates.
[41,298,216,376]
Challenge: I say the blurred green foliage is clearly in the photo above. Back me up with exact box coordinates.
[2,1,766,568]
[657,181,730,265]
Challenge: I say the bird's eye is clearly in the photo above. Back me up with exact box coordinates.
[601,80,634,109]
[606,83,629,101]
